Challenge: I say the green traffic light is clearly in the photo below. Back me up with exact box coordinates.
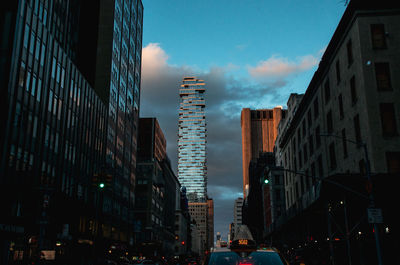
[264,179,269,184]
[99,183,105,188]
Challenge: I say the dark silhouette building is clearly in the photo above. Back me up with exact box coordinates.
[0,0,143,264]
[242,152,275,243]
[135,118,181,258]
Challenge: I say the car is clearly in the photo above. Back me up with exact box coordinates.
[185,257,200,265]
[203,225,289,265]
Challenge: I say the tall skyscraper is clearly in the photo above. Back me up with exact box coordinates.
[178,77,207,202]
[178,76,210,253]
[0,0,143,263]
[241,107,287,197]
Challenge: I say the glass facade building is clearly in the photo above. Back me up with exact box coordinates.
[0,0,143,263]
[178,77,207,202]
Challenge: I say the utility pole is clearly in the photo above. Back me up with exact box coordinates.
[319,134,384,265]
[362,143,384,265]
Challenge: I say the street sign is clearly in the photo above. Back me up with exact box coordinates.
[367,208,383,224]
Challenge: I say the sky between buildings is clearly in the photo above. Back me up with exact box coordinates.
[140,0,347,241]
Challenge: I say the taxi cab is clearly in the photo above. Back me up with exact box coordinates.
[203,225,288,265]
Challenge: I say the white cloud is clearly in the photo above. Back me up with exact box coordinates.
[142,43,169,74]
[247,54,319,80]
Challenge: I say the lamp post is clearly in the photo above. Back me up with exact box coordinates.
[319,134,384,265]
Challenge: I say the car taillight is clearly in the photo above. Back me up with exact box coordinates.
[239,263,253,265]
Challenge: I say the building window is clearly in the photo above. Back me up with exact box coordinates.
[371,24,387,49]
[342,129,348,158]
[317,155,323,177]
[297,129,301,146]
[354,114,362,144]
[380,103,398,136]
[375,63,392,91]
[298,150,302,168]
[386,152,400,173]
[329,143,337,170]
[346,39,353,66]
[313,97,319,119]
[324,79,330,103]
[309,135,314,154]
[307,110,312,128]
[350,76,357,105]
[303,144,308,163]
[311,162,316,179]
[336,60,341,84]
[316,126,321,148]
[327,110,333,133]
[338,94,344,120]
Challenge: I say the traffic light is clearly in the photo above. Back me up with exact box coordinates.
[93,173,110,189]
[264,178,269,184]
[181,241,185,245]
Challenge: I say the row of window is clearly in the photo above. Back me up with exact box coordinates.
[283,23,398,207]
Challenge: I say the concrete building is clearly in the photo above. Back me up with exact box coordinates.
[190,222,201,256]
[241,107,287,197]
[188,202,208,254]
[233,197,243,237]
[262,165,285,238]
[243,153,275,243]
[207,198,214,250]
[271,0,400,263]
[174,187,190,256]
[135,118,179,258]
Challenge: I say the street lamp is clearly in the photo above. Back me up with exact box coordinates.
[319,133,384,265]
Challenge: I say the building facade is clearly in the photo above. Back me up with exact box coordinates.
[241,107,287,197]
[178,77,207,202]
[0,0,143,264]
[188,202,208,255]
[272,0,400,263]
[233,197,243,237]
[174,187,190,256]
[207,198,214,250]
[135,118,179,258]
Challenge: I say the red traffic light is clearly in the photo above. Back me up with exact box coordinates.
[181,241,185,245]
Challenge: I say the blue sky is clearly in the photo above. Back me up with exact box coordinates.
[140,0,347,241]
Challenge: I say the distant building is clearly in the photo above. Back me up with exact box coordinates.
[262,165,285,237]
[188,202,208,254]
[241,107,287,197]
[190,222,202,255]
[243,153,275,243]
[174,187,190,256]
[178,77,207,202]
[135,118,178,258]
[178,77,210,256]
[233,197,243,236]
[207,198,214,249]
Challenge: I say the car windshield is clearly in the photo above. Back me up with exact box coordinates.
[207,251,286,265]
